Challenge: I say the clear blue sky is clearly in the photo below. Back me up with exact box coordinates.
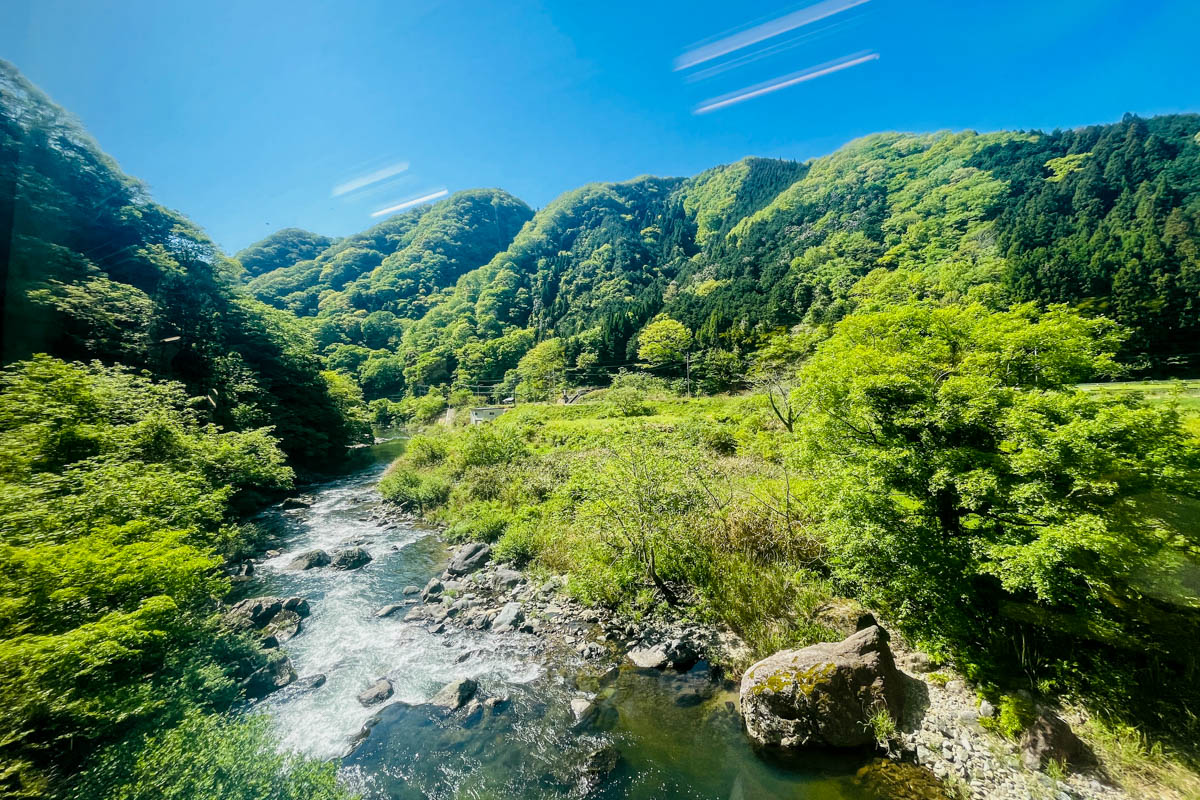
[4,0,1199,252]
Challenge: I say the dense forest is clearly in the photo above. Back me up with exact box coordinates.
[3,53,1200,800]
[241,115,1200,416]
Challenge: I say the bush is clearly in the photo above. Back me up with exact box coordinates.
[604,386,651,417]
[454,424,527,469]
[406,434,447,467]
[979,693,1037,740]
[379,467,448,511]
[493,521,542,566]
[445,504,510,543]
[71,712,354,800]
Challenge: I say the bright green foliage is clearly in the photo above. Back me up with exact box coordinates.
[0,357,294,795]
[513,338,565,400]
[637,316,692,369]
[978,694,1037,741]
[235,229,333,279]
[0,61,366,469]
[71,713,356,800]
[793,299,1200,712]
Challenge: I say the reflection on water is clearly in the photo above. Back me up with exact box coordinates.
[242,439,911,800]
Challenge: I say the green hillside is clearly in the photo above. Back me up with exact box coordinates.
[240,116,1200,407]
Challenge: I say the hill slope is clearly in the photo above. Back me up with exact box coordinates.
[241,116,1200,399]
[0,60,364,466]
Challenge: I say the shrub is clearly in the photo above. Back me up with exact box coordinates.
[71,712,354,800]
[979,693,1037,740]
[445,504,510,543]
[406,434,447,467]
[379,467,447,511]
[493,521,542,566]
[604,386,651,417]
[455,424,527,469]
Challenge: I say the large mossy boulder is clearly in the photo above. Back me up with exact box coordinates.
[740,625,904,749]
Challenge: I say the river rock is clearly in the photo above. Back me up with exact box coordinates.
[358,678,394,707]
[740,625,905,750]
[331,546,372,570]
[282,596,311,617]
[491,602,524,633]
[292,673,327,693]
[421,578,444,602]
[287,549,330,570]
[1020,708,1092,770]
[493,568,524,590]
[627,644,670,669]
[429,677,478,711]
[243,653,297,699]
[280,497,311,510]
[402,584,421,595]
[375,603,406,618]
[226,596,283,628]
[262,609,302,647]
[570,697,597,723]
[447,542,491,576]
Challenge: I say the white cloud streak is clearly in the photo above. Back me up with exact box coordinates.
[332,161,410,197]
[694,51,879,114]
[370,189,449,218]
[675,0,870,71]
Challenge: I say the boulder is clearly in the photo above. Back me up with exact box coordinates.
[331,546,372,570]
[358,678,394,707]
[420,578,444,602]
[225,597,283,629]
[1020,708,1092,770]
[375,603,407,618]
[740,625,904,750]
[243,654,297,699]
[429,677,478,711]
[570,697,597,723]
[627,644,670,670]
[281,596,311,617]
[261,609,302,647]
[287,549,330,570]
[493,568,524,590]
[447,542,491,576]
[402,584,421,596]
[280,497,311,510]
[491,602,524,633]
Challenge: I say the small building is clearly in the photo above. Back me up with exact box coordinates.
[469,406,510,425]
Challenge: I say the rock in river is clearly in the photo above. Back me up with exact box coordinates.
[446,542,491,576]
[740,625,905,750]
[287,549,330,570]
[375,603,407,618]
[243,653,297,699]
[430,677,478,711]
[331,546,372,570]
[358,678,394,707]
[491,602,524,633]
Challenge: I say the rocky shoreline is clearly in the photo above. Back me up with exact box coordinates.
[230,496,1133,800]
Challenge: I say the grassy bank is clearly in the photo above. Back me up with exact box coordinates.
[382,379,848,664]
[383,362,1200,799]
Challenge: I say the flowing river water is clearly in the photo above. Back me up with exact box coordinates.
[239,439,906,800]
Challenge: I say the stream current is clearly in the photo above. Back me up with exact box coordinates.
[241,439,893,800]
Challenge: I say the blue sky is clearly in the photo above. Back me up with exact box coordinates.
[4,0,1199,252]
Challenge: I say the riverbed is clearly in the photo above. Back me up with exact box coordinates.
[240,440,909,800]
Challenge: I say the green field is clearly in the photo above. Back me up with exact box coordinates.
[1078,379,1200,437]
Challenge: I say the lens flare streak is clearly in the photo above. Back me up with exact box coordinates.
[694,51,878,114]
[370,189,449,217]
[675,0,871,71]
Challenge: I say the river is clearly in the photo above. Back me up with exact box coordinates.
[239,439,908,800]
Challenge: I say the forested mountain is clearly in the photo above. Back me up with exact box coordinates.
[0,61,366,467]
[235,228,333,278]
[242,116,1200,405]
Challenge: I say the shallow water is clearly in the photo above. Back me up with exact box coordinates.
[242,440,908,800]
